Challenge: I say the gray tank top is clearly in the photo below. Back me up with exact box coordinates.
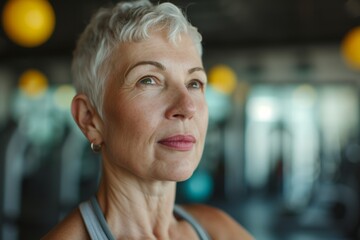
[79,197,211,240]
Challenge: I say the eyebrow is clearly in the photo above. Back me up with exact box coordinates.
[188,67,205,74]
[124,61,205,77]
[125,61,166,78]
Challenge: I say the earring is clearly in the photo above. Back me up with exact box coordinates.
[91,142,102,153]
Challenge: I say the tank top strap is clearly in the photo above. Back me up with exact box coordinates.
[173,205,211,240]
[79,197,115,240]
[79,197,211,240]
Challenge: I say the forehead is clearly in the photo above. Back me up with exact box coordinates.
[110,31,202,73]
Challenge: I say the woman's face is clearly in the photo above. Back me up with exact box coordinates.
[101,30,208,182]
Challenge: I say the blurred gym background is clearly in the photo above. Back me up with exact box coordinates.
[0,0,360,239]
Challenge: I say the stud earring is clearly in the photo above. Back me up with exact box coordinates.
[91,142,102,153]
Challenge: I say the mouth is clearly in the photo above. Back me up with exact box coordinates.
[158,135,196,151]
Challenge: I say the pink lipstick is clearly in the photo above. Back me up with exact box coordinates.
[158,135,196,151]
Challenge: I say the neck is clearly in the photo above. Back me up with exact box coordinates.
[96,162,178,239]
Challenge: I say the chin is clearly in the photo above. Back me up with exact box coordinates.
[154,151,202,182]
[173,171,195,182]
[166,162,197,182]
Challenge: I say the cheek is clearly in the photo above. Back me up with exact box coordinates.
[103,107,152,167]
[105,99,161,143]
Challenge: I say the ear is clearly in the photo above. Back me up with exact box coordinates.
[71,93,104,144]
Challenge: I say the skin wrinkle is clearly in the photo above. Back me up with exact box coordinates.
[99,160,178,239]
[42,2,254,239]
[124,60,206,79]
[125,61,166,78]
[117,61,206,95]
[95,30,207,238]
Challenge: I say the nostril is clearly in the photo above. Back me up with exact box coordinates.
[166,104,196,120]
[172,113,186,119]
[165,89,197,120]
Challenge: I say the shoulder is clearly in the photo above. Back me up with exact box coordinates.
[181,204,254,240]
[41,208,89,240]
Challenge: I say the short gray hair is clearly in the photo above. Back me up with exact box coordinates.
[72,0,203,116]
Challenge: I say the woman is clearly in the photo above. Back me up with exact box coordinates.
[43,0,253,239]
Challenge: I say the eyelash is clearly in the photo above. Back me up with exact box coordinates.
[137,76,205,90]
[138,76,157,85]
[188,79,205,90]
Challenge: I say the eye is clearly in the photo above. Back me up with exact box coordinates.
[187,80,204,89]
[138,76,157,85]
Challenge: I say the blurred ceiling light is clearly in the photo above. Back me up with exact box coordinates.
[208,65,237,95]
[19,69,48,97]
[2,0,55,47]
[341,26,360,69]
[247,97,279,122]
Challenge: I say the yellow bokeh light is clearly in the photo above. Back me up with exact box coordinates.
[2,0,55,47]
[341,26,360,69]
[19,69,48,97]
[208,65,237,94]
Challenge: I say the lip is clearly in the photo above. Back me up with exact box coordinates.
[158,135,196,151]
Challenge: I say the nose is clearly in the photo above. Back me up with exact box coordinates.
[165,87,196,120]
